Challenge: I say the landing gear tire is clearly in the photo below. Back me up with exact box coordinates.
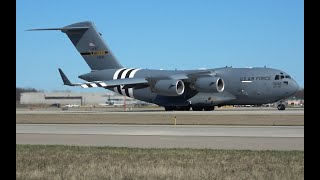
[277,104,286,110]
[184,106,191,111]
[204,106,215,111]
[165,106,190,111]
[192,107,203,111]
[164,106,174,111]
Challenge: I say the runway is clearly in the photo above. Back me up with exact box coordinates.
[16,124,304,150]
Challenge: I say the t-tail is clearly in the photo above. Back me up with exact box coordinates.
[28,21,123,70]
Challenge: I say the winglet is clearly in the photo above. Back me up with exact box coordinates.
[58,68,75,86]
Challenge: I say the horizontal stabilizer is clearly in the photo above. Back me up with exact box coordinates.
[58,68,77,86]
[27,27,89,32]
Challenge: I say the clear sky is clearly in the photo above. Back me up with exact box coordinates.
[17,0,304,92]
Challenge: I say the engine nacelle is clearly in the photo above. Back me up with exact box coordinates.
[193,76,225,93]
[152,79,185,96]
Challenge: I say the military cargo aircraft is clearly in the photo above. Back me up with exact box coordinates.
[29,21,299,111]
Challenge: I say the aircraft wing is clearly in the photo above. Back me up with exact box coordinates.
[80,78,148,88]
[58,68,148,88]
[59,68,217,89]
[141,70,214,82]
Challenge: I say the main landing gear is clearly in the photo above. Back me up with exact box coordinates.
[164,106,215,111]
[164,106,190,111]
[192,106,215,111]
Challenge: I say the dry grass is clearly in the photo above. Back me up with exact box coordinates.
[16,145,304,180]
[16,113,304,126]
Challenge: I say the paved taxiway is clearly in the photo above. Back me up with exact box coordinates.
[16,124,304,150]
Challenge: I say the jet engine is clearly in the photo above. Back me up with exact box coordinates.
[152,79,185,96]
[193,76,225,93]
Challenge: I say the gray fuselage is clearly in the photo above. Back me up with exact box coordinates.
[79,67,299,107]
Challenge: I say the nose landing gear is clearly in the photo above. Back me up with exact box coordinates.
[277,103,286,110]
[276,99,286,110]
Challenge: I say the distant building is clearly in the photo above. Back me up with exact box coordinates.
[286,98,304,106]
[20,92,152,106]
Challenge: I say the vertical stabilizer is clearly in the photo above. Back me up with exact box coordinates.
[29,21,123,70]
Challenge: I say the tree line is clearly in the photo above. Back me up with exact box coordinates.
[293,88,304,99]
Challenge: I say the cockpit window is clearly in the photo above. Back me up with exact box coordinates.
[275,74,291,80]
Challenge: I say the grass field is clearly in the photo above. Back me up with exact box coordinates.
[16,113,304,125]
[16,145,304,179]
